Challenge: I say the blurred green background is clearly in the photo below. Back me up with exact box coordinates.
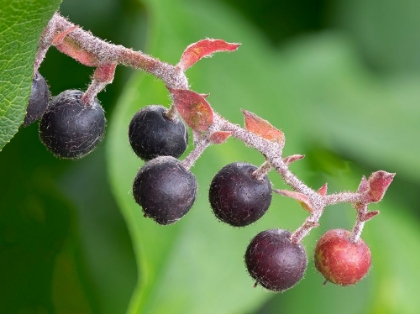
[1,0,420,313]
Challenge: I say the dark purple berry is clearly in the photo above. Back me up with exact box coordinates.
[128,105,188,161]
[245,229,307,292]
[209,162,272,227]
[23,71,50,127]
[39,89,106,159]
[133,156,197,225]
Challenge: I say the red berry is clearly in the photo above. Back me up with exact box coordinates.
[314,229,371,286]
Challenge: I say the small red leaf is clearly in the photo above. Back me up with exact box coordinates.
[53,28,98,67]
[52,26,78,45]
[168,88,214,132]
[242,110,285,143]
[318,183,328,196]
[179,39,240,70]
[274,189,313,212]
[210,131,232,144]
[367,171,395,203]
[283,154,304,165]
[361,210,380,222]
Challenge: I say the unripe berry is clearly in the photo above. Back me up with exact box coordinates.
[39,89,106,159]
[209,162,272,227]
[128,105,189,161]
[23,71,49,127]
[314,229,371,286]
[245,229,307,292]
[133,156,197,225]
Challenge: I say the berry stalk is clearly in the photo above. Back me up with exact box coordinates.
[350,204,368,243]
[37,13,394,243]
[180,135,211,170]
[251,161,272,181]
[34,11,396,291]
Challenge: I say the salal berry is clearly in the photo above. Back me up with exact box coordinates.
[128,105,188,161]
[209,162,272,227]
[23,71,50,127]
[39,89,106,159]
[314,229,371,286]
[133,156,197,225]
[245,229,307,292]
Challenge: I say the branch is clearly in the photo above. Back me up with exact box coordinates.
[35,12,394,245]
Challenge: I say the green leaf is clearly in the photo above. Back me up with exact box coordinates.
[365,201,420,314]
[277,34,420,182]
[0,0,61,151]
[335,0,420,73]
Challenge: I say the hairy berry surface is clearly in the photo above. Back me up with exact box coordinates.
[129,105,188,161]
[245,229,307,291]
[209,162,272,226]
[314,229,371,286]
[23,71,49,127]
[39,90,106,159]
[133,156,197,225]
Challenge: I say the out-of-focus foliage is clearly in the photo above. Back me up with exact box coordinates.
[1,0,420,313]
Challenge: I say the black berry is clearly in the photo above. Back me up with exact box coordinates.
[245,229,307,292]
[133,156,197,225]
[209,162,272,227]
[128,105,189,161]
[23,71,50,127]
[39,89,106,159]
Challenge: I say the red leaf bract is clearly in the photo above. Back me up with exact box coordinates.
[169,88,214,132]
[179,39,240,70]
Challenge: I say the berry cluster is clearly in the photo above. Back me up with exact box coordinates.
[26,12,395,293]
[126,103,375,291]
[125,89,385,291]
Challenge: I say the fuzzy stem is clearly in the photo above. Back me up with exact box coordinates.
[252,161,272,181]
[34,16,57,75]
[290,215,320,244]
[81,79,107,105]
[81,63,117,105]
[42,13,189,89]
[350,204,368,242]
[350,220,365,243]
[217,112,315,195]
[164,104,178,122]
[324,192,362,206]
[180,137,211,170]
